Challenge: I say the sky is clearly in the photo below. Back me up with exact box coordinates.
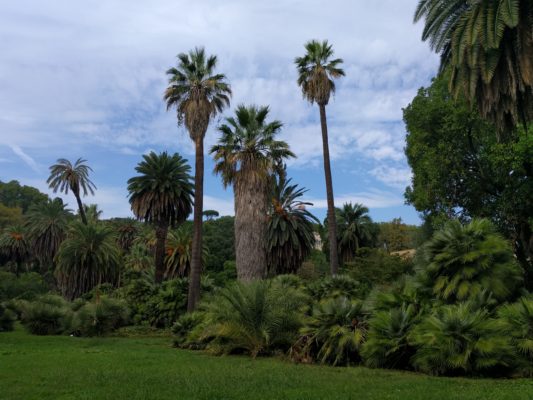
[0,1,439,224]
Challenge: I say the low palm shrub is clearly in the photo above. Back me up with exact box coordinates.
[191,281,307,357]
[411,303,513,376]
[0,303,16,332]
[300,297,367,366]
[74,297,130,336]
[171,312,205,348]
[361,304,420,369]
[20,294,72,335]
[0,271,48,302]
[306,275,362,301]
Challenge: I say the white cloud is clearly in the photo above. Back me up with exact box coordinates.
[370,165,413,189]
[306,189,404,210]
[10,145,40,173]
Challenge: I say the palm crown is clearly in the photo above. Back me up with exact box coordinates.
[295,40,345,106]
[47,158,96,197]
[164,47,232,140]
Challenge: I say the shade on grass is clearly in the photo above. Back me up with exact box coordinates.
[0,327,532,400]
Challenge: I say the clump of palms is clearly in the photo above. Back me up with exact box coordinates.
[417,219,522,303]
[124,243,154,276]
[301,297,367,366]
[165,225,207,279]
[127,151,193,284]
[267,167,318,275]
[113,218,139,253]
[333,203,375,264]
[211,105,294,281]
[55,222,121,300]
[19,294,72,335]
[0,225,31,275]
[74,297,130,337]
[165,47,231,311]
[296,40,344,274]
[47,158,96,225]
[306,275,362,302]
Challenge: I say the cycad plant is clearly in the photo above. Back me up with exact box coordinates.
[411,303,513,376]
[296,40,345,274]
[211,105,294,281]
[301,297,367,366]
[414,0,533,134]
[417,219,522,302]
[165,47,231,311]
[47,158,96,225]
[55,222,121,300]
[267,168,318,275]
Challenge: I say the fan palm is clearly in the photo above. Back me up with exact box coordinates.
[127,151,193,284]
[0,225,31,275]
[55,221,120,300]
[165,47,231,311]
[417,219,523,302]
[333,203,374,264]
[414,0,533,134]
[25,198,71,267]
[47,158,96,225]
[124,243,154,275]
[211,105,294,281]
[267,167,318,275]
[295,40,345,274]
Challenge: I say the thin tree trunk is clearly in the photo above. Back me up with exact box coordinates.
[319,103,340,275]
[234,172,268,281]
[187,137,204,311]
[74,191,88,225]
[154,220,168,284]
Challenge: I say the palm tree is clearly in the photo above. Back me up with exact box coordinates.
[127,151,193,284]
[267,167,318,275]
[83,204,103,223]
[0,225,30,275]
[165,225,208,279]
[55,221,121,300]
[47,158,96,225]
[25,198,71,267]
[295,40,345,275]
[112,218,139,253]
[211,105,294,281]
[165,47,231,311]
[333,203,374,264]
[414,0,533,134]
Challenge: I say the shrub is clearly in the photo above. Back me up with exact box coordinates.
[0,271,48,302]
[497,296,533,376]
[306,275,362,301]
[144,278,189,328]
[192,281,307,357]
[74,297,130,336]
[300,297,367,366]
[362,304,420,369]
[0,303,16,332]
[411,303,513,376]
[20,294,71,335]
[171,312,205,348]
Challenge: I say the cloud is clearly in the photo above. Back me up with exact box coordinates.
[10,145,40,173]
[370,165,413,189]
[305,189,404,210]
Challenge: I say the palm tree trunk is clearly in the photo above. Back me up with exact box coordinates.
[234,172,268,281]
[187,137,204,311]
[319,103,340,275]
[74,191,88,225]
[154,220,168,284]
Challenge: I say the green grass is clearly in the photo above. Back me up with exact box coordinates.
[1,327,532,400]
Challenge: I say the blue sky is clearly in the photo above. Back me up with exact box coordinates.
[0,1,439,224]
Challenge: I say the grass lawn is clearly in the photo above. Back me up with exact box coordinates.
[1,327,532,400]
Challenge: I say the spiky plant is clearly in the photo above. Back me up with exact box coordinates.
[301,297,367,366]
[417,219,523,302]
[0,225,30,275]
[25,198,71,266]
[267,168,318,275]
[47,158,96,225]
[127,151,193,284]
[295,40,345,274]
[411,303,513,376]
[414,0,533,134]
[55,222,121,300]
[211,105,294,281]
[165,47,231,311]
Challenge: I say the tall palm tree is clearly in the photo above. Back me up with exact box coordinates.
[127,151,193,284]
[164,47,231,310]
[47,158,96,225]
[333,203,374,264]
[211,105,294,281]
[295,40,345,275]
[55,221,120,300]
[25,198,71,267]
[414,0,533,135]
[267,167,318,275]
[0,225,30,275]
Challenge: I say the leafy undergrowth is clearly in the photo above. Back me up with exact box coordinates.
[0,327,532,400]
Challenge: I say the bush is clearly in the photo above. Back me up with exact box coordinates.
[300,297,367,366]
[361,304,420,370]
[171,312,205,348]
[411,303,513,376]
[144,279,189,328]
[74,297,130,336]
[0,303,16,332]
[192,281,307,357]
[306,275,363,302]
[20,294,72,335]
[0,271,48,302]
